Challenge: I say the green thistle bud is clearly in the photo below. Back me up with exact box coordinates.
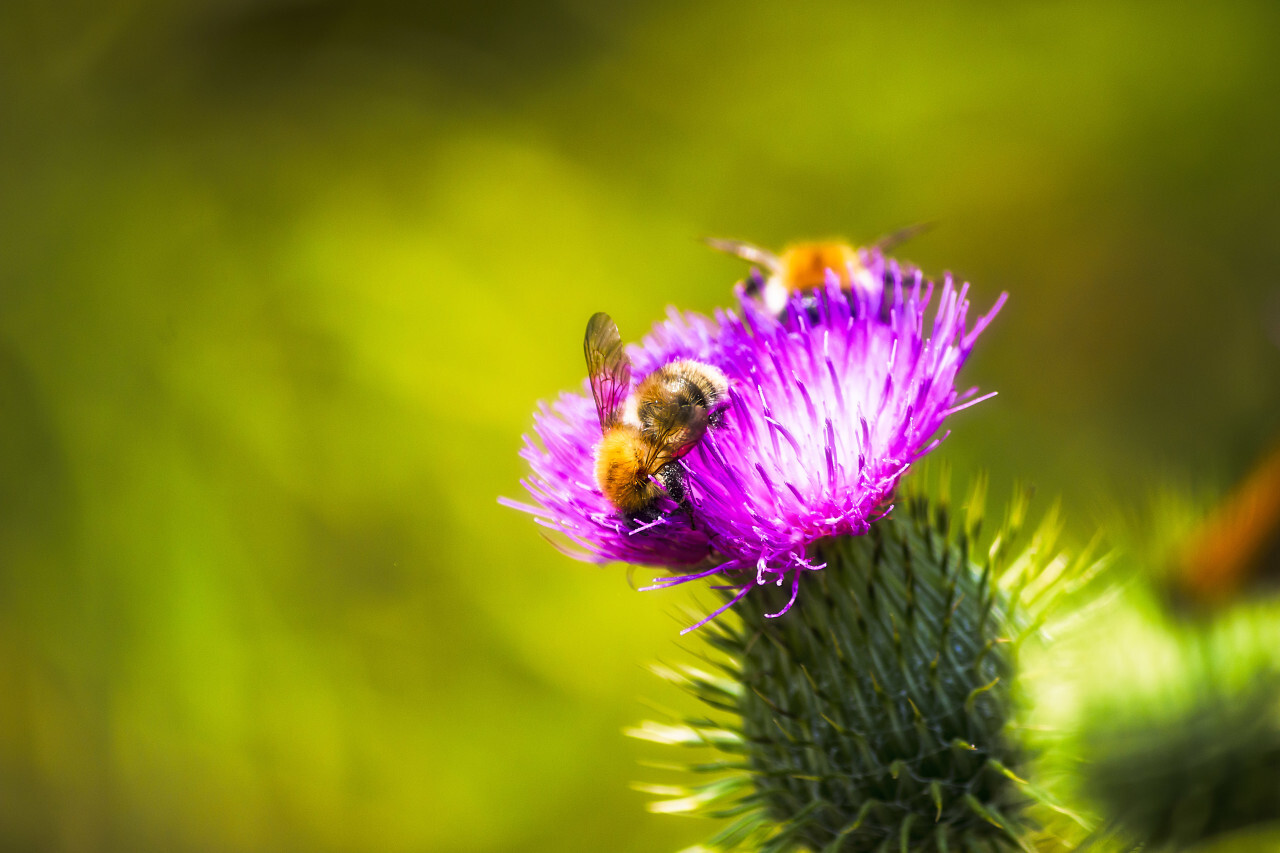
[633,476,1096,852]
[1073,604,1280,850]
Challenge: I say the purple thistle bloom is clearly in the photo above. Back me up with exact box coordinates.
[502,250,1005,629]
[503,385,717,567]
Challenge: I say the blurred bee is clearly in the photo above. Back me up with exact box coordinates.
[584,312,729,521]
[705,223,932,316]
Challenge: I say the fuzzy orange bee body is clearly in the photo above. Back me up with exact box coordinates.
[583,314,728,520]
[594,425,675,514]
[706,225,930,315]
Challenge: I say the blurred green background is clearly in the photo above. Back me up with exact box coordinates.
[2,1,1279,851]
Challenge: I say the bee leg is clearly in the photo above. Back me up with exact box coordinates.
[659,464,698,531]
[627,505,663,526]
[682,501,698,531]
[659,463,686,503]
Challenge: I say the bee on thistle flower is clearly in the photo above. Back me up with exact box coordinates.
[705,223,931,317]
[502,245,1006,629]
[583,311,729,522]
[503,239,1108,853]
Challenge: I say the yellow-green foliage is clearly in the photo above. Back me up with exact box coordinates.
[2,2,1280,851]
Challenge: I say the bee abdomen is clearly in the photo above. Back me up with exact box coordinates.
[595,426,667,513]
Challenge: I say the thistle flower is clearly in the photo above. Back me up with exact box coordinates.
[504,250,1006,626]
[502,241,1100,851]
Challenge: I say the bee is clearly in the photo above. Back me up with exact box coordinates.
[584,312,729,521]
[705,223,932,316]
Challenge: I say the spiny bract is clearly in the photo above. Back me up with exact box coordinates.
[632,476,1099,852]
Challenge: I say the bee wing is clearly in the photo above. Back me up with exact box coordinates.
[870,221,935,252]
[639,434,678,477]
[584,312,632,430]
[646,413,708,461]
[702,237,781,272]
